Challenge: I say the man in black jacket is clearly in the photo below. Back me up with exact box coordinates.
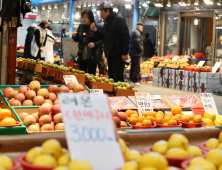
[90,1,130,82]
[24,23,37,58]
[129,22,144,86]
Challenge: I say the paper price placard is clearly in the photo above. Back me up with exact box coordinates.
[212,62,221,73]
[135,92,153,116]
[59,93,124,170]
[200,93,219,115]
[197,61,205,67]
[172,56,179,61]
[63,75,79,85]
[90,89,103,95]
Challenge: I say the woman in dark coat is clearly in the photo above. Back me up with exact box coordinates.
[142,33,154,62]
[23,23,37,58]
[72,10,103,75]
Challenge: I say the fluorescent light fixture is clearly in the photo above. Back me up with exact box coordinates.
[142,3,148,7]
[88,3,91,7]
[194,17,198,25]
[92,1,95,6]
[179,0,187,6]
[54,4,57,9]
[78,1,81,8]
[167,0,171,7]
[204,0,213,5]
[187,0,191,6]
[97,0,100,6]
[113,7,118,12]
[75,12,80,19]
[42,6,45,10]
[48,5,51,10]
[217,0,221,5]
[154,2,163,7]
[64,3,67,8]
[194,0,199,5]
[139,5,142,8]
[216,27,222,29]
[125,0,131,1]
[125,4,131,9]
[216,16,219,19]
[84,1,87,7]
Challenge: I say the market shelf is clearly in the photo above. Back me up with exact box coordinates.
[188,58,211,61]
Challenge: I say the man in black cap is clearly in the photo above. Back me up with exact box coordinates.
[129,22,144,86]
[90,1,130,82]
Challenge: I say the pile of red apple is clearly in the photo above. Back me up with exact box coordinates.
[111,109,129,128]
[19,103,64,132]
[3,80,88,106]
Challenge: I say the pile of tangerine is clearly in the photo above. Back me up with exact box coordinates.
[0,109,16,125]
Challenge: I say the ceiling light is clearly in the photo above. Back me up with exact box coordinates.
[54,4,57,9]
[92,0,95,6]
[88,3,91,7]
[42,6,45,10]
[97,0,100,6]
[217,0,221,5]
[167,0,171,7]
[139,5,142,8]
[142,3,148,7]
[179,0,187,6]
[48,5,51,10]
[83,1,87,7]
[155,0,163,7]
[64,3,67,8]
[194,17,198,25]
[125,4,131,9]
[194,0,199,5]
[78,1,81,8]
[187,0,191,6]
[204,0,213,4]
[113,7,118,12]
[125,0,132,1]
[75,12,80,19]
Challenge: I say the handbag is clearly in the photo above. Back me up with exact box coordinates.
[82,45,99,63]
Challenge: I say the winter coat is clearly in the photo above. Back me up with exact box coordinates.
[73,23,103,50]
[143,38,154,59]
[129,28,143,57]
[44,29,55,63]
[95,12,130,59]
[24,26,34,58]
[31,27,47,58]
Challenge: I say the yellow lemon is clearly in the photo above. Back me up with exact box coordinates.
[219,131,222,143]
[25,147,42,163]
[121,161,138,170]
[164,167,180,170]
[152,140,168,154]
[204,111,216,121]
[0,155,13,169]
[68,160,92,170]
[189,157,207,166]
[53,166,68,170]
[219,164,222,170]
[165,148,189,158]
[202,118,214,127]
[61,148,68,155]
[57,154,70,166]
[206,149,222,167]
[140,167,157,170]
[125,150,142,162]
[186,163,216,170]
[138,152,168,170]
[218,143,222,150]
[205,138,219,149]
[214,118,222,126]
[187,146,203,157]
[33,154,57,167]
[0,165,5,170]
[168,134,189,150]
[41,139,62,159]
[119,138,128,156]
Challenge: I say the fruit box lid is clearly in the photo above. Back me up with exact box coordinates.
[63,72,86,84]
[92,81,114,92]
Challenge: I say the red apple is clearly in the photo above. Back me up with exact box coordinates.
[10,100,22,106]
[113,116,121,128]
[39,115,52,126]
[14,93,25,103]
[23,100,33,106]
[48,85,59,94]
[37,88,49,99]
[28,124,40,132]
[3,87,15,99]
[18,86,29,94]
[33,96,44,105]
[18,112,29,121]
[48,93,57,102]
[51,104,61,115]
[29,80,41,91]
[41,124,54,131]
[23,115,36,127]
[38,103,52,116]
[44,99,53,105]
[54,99,60,105]
[59,86,69,93]
[25,90,36,100]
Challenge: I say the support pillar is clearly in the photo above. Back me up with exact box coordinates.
[69,0,75,37]
[133,0,139,30]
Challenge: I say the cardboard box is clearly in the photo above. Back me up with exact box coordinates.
[63,72,86,84]
[92,82,114,92]
[141,73,153,84]
[178,80,185,91]
[200,83,219,93]
[200,88,219,93]
[115,89,136,96]
[184,80,191,92]
[153,68,161,76]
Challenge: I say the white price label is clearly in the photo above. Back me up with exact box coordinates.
[135,92,153,116]
[90,89,103,95]
[63,75,79,85]
[151,95,162,100]
[59,93,124,170]
[172,56,179,61]
[212,62,221,73]
[200,93,219,115]
[197,61,205,67]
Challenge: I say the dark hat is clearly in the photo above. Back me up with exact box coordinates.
[97,1,112,10]
[137,22,144,27]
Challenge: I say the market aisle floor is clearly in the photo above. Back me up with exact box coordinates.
[135,85,222,115]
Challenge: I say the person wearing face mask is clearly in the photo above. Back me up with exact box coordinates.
[31,19,50,60]
[72,10,103,75]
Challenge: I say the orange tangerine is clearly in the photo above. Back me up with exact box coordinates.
[175,114,182,119]
[130,113,138,118]
[171,106,182,115]
[146,116,155,123]
[133,111,138,115]
[1,117,16,125]
[163,116,171,123]
[0,109,11,120]
[189,115,195,121]
[157,111,164,116]
[149,111,157,117]
[155,113,164,118]
[125,110,134,117]
[172,116,179,123]
[142,120,152,126]
[128,117,137,125]
[165,112,173,117]
[137,116,146,123]
[181,115,190,122]
[135,122,142,126]
[156,117,164,124]
[163,122,169,125]
[168,119,177,126]
[142,112,150,117]
[193,116,202,123]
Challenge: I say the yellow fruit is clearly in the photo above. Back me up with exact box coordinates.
[25,147,42,163]
[216,115,222,121]
[214,118,222,126]
[219,131,222,143]
[57,154,70,166]
[165,148,189,158]
[0,155,13,169]
[138,152,168,170]
[125,150,142,162]
[204,111,216,121]
[205,138,219,149]
[186,162,216,170]
[41,139,62,159]
[119,138,129,157]
[33,154,57,167]
[61,148,68,155]
[164,167,180,170]
[219,164,222,170]
[206,149,222,167]
[53,166,68,170]
[121,161,138,170]
[187,146,203,157]
[140,168,157,170]
[152,140,168,154]
[189,157,208,166]
[202,118,214,127]
[68,160,93,170]
[168,134,189,150]
[0,165,5,170]
[218,143,222,150]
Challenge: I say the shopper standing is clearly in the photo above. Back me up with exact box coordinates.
[44,26,55,64]
[61,28,66,38]
[142,33,154,62]
[129,22,144,86]
[72,10,103,75]
[31,19,49,60]
[90,1,130,82]
[24,23,37,59]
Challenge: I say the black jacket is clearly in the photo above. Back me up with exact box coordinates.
[95,12,130,59]
[129,28,143,57]
[143,38,154,58]
[34,29,47,48]
[24,26,34,57]
[73,23,103,49]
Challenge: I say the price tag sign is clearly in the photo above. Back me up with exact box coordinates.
[197,61,205,67]
[172,56,179,61]
[63,75,79,85]
[135,92,153,116]
[59,93,124,170]
[151,95,162,100]
[200,93,219,115]
[212,62,221,73]
[90,89,103,95]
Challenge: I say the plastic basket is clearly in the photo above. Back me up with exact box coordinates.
[191,107,205,117]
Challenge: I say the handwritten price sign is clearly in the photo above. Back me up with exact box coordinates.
[135,92,153,116]
[200,93,219,115]
[59,93,124,170]
[90,89,103,95]
[63,75,79,85]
